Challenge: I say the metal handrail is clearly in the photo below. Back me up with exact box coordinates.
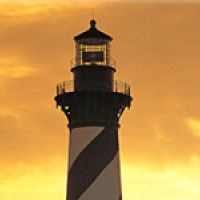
[70,57,116,68]
[56,80,130,96]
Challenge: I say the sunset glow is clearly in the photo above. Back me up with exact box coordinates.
[1,1,200,200]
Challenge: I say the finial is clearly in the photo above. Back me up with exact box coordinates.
[92,8,95,20]
[90,19,96,29]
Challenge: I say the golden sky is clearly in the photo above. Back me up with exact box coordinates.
[1,1,200,200]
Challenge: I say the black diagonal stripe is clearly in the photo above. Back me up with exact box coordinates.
[67,126,119,200]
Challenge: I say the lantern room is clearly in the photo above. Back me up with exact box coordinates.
[74,19,113,66]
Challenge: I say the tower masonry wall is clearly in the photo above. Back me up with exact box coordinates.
[67,126,122,200]
[72,65,115,92]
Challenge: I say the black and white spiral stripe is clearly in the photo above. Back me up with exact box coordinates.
[67,126,122,200]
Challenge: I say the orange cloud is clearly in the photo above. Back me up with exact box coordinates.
[0,2,200,200]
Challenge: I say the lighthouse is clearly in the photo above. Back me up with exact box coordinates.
[55,20,132,200]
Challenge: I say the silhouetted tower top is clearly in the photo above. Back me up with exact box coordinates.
[55,19,132,128]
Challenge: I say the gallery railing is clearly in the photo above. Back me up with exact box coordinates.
[56,80,131,96]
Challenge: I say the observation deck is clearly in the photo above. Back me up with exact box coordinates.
[56,80,131,97]
[55,79,132,127]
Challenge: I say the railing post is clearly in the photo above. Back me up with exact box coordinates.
[56,80,130,95]
[125,83,127,94]
[56,86,59,95]
[115,81,118,93]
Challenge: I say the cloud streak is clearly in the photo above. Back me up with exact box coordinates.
[0,2,200,200]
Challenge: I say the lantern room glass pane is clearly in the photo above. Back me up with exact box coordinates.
[75,39,111,66]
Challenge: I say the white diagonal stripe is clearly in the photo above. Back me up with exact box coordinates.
[69,126,104,168]
[79,153,122,200]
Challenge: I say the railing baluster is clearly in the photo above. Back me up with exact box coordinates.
[56,80,130,96]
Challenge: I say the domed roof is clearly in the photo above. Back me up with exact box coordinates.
[74,20,113,41]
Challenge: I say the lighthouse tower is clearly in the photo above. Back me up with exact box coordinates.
[55,20,132,200]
